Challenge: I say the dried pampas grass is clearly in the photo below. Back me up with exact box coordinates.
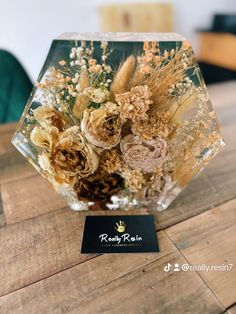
[79,68,90,91]
[73,69,90,119]
[111,55,136,95]
[131,48,194,114]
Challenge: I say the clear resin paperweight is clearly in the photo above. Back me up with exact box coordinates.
[12,33,224,211]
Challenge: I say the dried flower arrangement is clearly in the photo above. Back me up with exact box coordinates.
[12,34,224,211]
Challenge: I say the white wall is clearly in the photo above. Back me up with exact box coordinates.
[1,0,236,80]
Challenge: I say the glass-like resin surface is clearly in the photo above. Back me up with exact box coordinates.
[12,33,224,211]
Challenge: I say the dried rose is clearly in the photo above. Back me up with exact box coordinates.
[30,126,58,150]
[74,171,122,202]
[31,126,99,184]
[81,102,122,149]
[115,85,152,122]
[33,106,66,131]
[84,87,110,103]
[120,134,168,173]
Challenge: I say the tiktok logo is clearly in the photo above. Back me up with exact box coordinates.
[164,263,180,272]
[164,263,172,272]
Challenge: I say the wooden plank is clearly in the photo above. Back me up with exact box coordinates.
[0,187,6,228]
[0,213,6,228]
[227,305,236,314]
[0,123,17,155]
[0,151,36,185]
[1,175,67,224]
[0,122,17,134]
[166,198,236,249]
[0,187,3,214]
[49,252,223,314]
[208,82,236,154]
[208,81,236,111]
[0,231,174,313]
[166,199,236,308]
[198,32,236,70]
[100,3,173,33]
[0,207,148,297]
[0,123,36,184]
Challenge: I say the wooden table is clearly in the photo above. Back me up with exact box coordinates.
[0,82,236,314]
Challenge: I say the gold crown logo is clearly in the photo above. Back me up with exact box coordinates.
[115,221,126,233]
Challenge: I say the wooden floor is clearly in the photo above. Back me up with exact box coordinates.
[0,81,235,314]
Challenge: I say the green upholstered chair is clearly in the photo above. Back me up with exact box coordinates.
[0,50,33,124]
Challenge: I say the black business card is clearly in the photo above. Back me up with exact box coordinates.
[81,215,159,253]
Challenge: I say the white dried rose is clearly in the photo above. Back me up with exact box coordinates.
[81,102,122,149]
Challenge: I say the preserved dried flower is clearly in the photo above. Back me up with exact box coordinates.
[74,171,122,202]
[135,175,172,202]
[120,134,168,173]
[122,168,146,192]
[31,126,99,184]
[132,113,170,140]
[99,149,122,174]
[13,36,224,212]
[84,87,110,103]
[115,85,152,122]
[81,102,122,149]
[33,106,67,131]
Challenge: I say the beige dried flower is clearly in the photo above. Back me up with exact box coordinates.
[30,126,58,150]
[99,149,122,174]
[73,69,90,119]
[73,94,90,119]
[122,168,146,192]
[31,126,99,184]
[132,113,170,140]
[115,85,152,122]
[33,106,67,131]
[84,87,110,103]
[120,134,168,173]
[81,102,122,149]
[111,55,136,95]
[134,174,172,202]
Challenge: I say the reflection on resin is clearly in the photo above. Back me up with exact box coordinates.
[12,33,224,211]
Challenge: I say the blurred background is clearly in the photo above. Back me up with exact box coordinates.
[1,0,236,123]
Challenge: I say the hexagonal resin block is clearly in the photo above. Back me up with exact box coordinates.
[12,33,225,211]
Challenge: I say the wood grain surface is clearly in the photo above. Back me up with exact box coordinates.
[0,81,235,313]
[1,174,67,224]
